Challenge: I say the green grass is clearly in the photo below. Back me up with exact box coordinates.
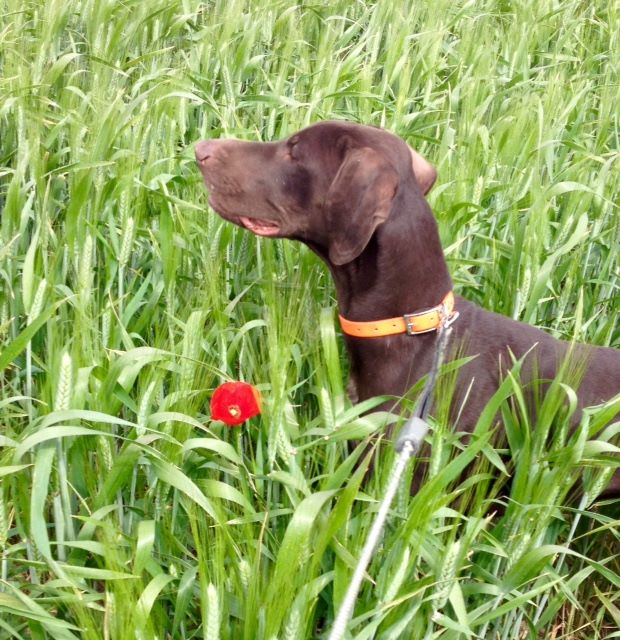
[1,0,619,638]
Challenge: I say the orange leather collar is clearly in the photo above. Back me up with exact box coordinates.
[339,291,456,338]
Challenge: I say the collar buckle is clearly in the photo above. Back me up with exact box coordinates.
[403,310,439,335]
[403,297,459,336]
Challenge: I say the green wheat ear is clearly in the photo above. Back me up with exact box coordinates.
[54,350,73,412]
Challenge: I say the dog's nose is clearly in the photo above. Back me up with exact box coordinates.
[195,140,218,163]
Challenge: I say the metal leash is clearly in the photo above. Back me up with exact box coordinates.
[327,310,458,640]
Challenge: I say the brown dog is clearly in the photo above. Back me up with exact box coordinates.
[196,120,620,495]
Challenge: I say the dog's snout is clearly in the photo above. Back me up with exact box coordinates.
[195,140,219,163]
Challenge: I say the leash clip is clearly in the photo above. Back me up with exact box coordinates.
[441,309,460,330]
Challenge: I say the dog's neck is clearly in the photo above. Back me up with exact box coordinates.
[328,195,452,322]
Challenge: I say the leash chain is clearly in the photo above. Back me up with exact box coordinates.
[327,311,457,640]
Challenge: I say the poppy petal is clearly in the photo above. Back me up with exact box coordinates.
[210,382,262,426]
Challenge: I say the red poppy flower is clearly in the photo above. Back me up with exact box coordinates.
[210,382,262,426]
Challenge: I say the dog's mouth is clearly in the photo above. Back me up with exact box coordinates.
[207,194,282,237]
[239,216,281,237]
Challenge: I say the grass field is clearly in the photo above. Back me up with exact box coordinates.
[1,0,619,638]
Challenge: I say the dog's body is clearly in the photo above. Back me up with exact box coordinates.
[196,121,620,496]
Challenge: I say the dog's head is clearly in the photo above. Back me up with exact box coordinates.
[195,121,436,266]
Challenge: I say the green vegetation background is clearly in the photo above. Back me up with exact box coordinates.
[1,1,618,638]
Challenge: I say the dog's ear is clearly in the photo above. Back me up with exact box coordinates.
[409,147,436,195]
[326,147,399,266]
